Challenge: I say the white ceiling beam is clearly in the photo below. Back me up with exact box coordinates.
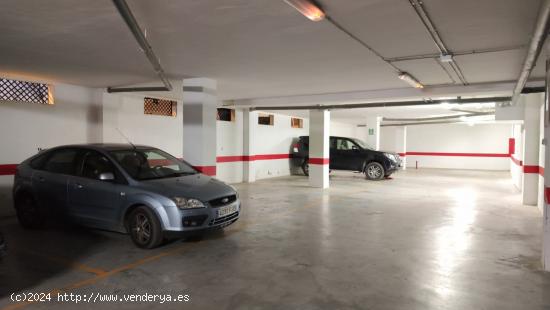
[233,81,522,108]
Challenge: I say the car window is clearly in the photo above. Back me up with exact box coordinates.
[29,152,50,170]
[330,138,337,150]
[336,139,355,151]
[110,148,197,180]
[44,149,79,175]
[80,151,115,180]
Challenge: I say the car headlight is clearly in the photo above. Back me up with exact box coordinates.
[172,197,205,209]
[384,153,394,160]
[229,185,240,199]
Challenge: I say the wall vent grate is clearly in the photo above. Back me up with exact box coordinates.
[144,97,177,117]
[0,78,52,104]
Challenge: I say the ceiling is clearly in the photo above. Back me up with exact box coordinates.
[0,0,543,101]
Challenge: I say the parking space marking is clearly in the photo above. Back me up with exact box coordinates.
[2,244,190,310]
[22,250,107,276]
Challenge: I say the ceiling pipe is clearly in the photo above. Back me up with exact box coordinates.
[382,111,494,122]
[248,96,511,111]
[511,0,550,103]
[107,0,172,93]
[381,119,487,127]
[407,0,468,85]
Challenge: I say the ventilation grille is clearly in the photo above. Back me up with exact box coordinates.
[0,78,52,105]
[144,97,177,117]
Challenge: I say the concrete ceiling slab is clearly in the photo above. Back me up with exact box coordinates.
[0,0,542,100]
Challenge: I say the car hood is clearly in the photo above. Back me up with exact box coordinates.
[138,174,235,202]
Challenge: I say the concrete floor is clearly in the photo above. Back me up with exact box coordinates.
[0,169,549,309]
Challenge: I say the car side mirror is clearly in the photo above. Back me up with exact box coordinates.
[99,172,115,181]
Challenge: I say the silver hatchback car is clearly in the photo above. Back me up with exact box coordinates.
[12,144,240,248]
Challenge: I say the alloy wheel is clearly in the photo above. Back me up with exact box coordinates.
[132,213,151,245]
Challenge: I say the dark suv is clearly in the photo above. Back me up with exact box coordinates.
[292,136,401,180]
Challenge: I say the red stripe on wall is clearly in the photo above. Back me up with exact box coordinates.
[508,138,515,155]
[216,154,291,163]
[510,155,523,167]
[523,165,540,174]
[309,158,329,165]
[540,166,545,176]
[252,154,291,161]
[216,155,247,163]
[193,165,216,176]
[0,164,17,176]
[546,187,550,204]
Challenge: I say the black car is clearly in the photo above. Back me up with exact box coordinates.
[292,136,401,180]
[0,230,6,258]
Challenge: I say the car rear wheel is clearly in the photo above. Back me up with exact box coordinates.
[365,162,385,180]
[301,159,309,176]
[129,206,163,249]
[15,194,44,229]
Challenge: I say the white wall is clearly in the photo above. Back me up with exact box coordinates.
[380,126,400,152]
[216,109,244,184]
[330,121,367,142]
[102,93,183,158]
[253,113,309,180]
[384,123,512,171]
[0,83,101,216]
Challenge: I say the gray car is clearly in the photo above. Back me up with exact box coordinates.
[12,144,240,248]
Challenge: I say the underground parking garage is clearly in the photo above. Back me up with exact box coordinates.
[1,0,550,309]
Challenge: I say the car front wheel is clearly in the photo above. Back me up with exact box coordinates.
[15,194,44,229]
[129,206,163,249]
[365,162,385,180]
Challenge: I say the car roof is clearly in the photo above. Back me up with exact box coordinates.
[50,143,155,152]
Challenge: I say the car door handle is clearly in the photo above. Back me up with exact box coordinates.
[75,183,84,189]
[37,176,45,182]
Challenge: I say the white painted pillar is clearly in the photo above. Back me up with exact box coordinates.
[522,93,543,205]
[309,110,330,188]
[544,119,550,271]
[396,126,407,170]
[511,124,524,191]
[543,51,550,272]
[243,109,257,182]
[366,116,381,150]
[539,102,546,213]
[182,78,217,176]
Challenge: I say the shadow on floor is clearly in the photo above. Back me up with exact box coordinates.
[0,216,109,297]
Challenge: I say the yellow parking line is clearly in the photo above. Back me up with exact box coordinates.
[22,250,107,276]
[2,245,190,310]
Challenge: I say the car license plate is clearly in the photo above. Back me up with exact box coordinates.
[217,204,238,218]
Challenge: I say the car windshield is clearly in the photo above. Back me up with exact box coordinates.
[351,138,373,150]
[109,148,197,180]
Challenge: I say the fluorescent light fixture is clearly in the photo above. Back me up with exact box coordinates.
[398,72,424,89]
[284,0,325,21]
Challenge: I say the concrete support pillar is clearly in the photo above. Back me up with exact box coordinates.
[396,126,407,170]
[182,78,217,176]
[309,110,330,188]
[511,124,524,191]
[366,116,381,150]
[243,109,257,182]
[522,93,543,205]
[544,124,550,271]
[543,53,550,272]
